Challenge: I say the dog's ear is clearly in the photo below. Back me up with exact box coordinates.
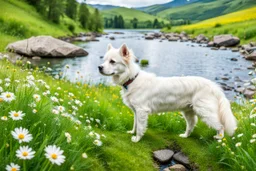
[107,43,113,51]
[119,43,129,58]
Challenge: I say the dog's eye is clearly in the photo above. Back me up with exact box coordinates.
[110,60,116,64]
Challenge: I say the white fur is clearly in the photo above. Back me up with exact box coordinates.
[99,44,237,142]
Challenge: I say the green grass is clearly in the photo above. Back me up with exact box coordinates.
[102,7,169,25]
[0,0,87,52]
[0,52,256,170]
[157,0,256,23]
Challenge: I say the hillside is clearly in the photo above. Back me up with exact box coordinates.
[0,0,92,51]
[162,6,256,44]
[89,4,119,10]
[157,0,256,23]
[136,0,200,15]
[101,7,169,28]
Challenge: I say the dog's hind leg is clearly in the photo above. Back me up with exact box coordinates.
[179,111,198,138]
[131,110,148,143]
[127,112,136,134]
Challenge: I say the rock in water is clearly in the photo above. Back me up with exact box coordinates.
[213,34,240,47]
[173,152,190,166]
[153,149,174,163]
[245,51,256,60]
[169,164,186,171]
[6,36,88,57]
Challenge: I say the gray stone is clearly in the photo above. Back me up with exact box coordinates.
[221,76,229,80]
[230,58,238,61]
[145,35,154,40]
[244,89,255,99]
[168,37,180,41]
[250,42,256,47]
[109,36,115,40]
[173,152,190,166]
[231,48,239,52]
[32,56,41,60]
[247,85,256,91]
[211,47,218,50]
[219,46,227,50]
[196,34,207,42]
[213,34,240,47]
[153,149,174,163]
[86,36,99,41]
[6,36,88,57]
[207,41,214,47]
[169,164,186,171]
[235,87,245,93]
[245,52,256,60]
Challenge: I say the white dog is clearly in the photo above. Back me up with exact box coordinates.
[99,43,237,143]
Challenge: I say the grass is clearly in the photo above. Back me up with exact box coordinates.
[0,52,256,170]
[162,6,256,44]
[0,0,87,52]
[157,0,256,23]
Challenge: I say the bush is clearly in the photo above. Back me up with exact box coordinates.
[214,23,222,28]
[244,27,256,40]
[140,59,149,66]
[0,18,28,37]
[67,24,75,33]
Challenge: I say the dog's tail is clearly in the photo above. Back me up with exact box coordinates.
[218,95,237,136]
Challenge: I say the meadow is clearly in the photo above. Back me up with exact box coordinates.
[162,6,256,44]
[0,52,255,171]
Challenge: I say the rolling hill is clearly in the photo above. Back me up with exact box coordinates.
[157,0,256,23]
[89,4,119,10]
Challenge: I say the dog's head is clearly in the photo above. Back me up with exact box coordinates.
[98,43,135,75]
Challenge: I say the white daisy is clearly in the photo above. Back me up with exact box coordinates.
[237,133,243,138]
[50,96,59,103]
[33,94,41,102]
[45,145,66,165]
[32,109,37,113]
[64,132,71,143]
[250,139,256,143]
[56,106,65,113]
[93,139,102,146]
[253,134,256,138]
[0,92,16,102]
[82,153,88,159]
[9,111,25,120]
[11,127,33,143]
[52,109,60,115]
[5,163,20,171]
[235,142,242,147]
[5,78,11,82]
[1,116,8,121]
[16,146,35,160]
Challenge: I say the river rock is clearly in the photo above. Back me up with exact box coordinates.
[153,149,174,163]
[231,48,239,52]
[219,46,227,50]
[32,56,41,60]
[213,34,240,47]
[235,87,245,93]
[250,42,256,47]
[244,89,255,99]
[173,152,190,166]
[247,85,256,91]
[207,41,214,47]
[6,36,88,57]
[109,36,115,40]
[221,76,229,80]
[86,36,99,41]
[168,164,186,171]
[145,35,154,40]
[231,58,238,61]
[251,78,256,84]
[168,37,180,41]
[245,51,256,60]
[211,47,218,50]
[196,34,207,43]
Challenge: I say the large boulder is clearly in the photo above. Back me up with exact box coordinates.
[6,36,88,57]
[213,34,240,47]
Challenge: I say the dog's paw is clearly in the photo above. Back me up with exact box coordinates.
[127,130,135,134]
[179,134,188,138]
[131,136,141,143]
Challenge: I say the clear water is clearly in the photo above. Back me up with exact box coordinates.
[29,29,253,99]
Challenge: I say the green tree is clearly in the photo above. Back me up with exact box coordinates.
[131,18,138,29]
[92,8,103,32]
[79,2,90,28]
[65,0,77,20]
[114,15,118,28]
[45,0,64,23]
[118,15,124,28]
[153,18,159,28]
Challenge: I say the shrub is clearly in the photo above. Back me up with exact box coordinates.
[0,18,28,37]
[67,24,75,33]
[244,27,256,40]
[214,23,222,28]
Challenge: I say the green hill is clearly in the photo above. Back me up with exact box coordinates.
[0,0,92,51]
[101,7,169,28]
[157,0,256,23]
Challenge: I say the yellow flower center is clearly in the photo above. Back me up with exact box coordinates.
[22,151,28,156]
[11,168,17,171]
[14,113,19,117]
[51,153,58,159]
[0,98,3,102]
[6,94,11,98]
[18,134,25,139]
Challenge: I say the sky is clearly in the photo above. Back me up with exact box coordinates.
[83,0,174,8]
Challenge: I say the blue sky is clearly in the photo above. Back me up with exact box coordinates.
[82,0,173,8]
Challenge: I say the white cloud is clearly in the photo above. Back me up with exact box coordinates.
[84,0,173,8]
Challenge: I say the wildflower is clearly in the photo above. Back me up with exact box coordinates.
[5,78,11,82]
[9,111,25,120]
[237,133,243,138]
[89,131,94,137]
[250,139,256,143]
[95,119,101,124]
[45,145,66,165]
[251,123,256,127]
[16,146,35,160]
[33,94,41,102]
[93,139,103,146]
[56,106,65,113]
[5,83,10,87]
[5,163,20,171]
[57,87,61,90]
[82,153,88,158]
[64,132,71,143]
[32,109,37,113]
[26,61,31,65]
[50,96,59,103]
[26,75,34,81]
[1,116,8,121]
[253,134,256,138]
[52,109,59,115]
[11,127,33,143]
[45,85,50,89]
[0,86,3,92]
[221,143,226,146]
[235,142,242,147]
[0,92,16,102]
[250,114,256,118]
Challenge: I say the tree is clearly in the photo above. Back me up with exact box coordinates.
[65,0,77,20]
[153,19,159,28]
[92,8,103,32]
[114,15,118,28]
[131,18,138,29]
[118,15,124,28]
[79,2,89,28]
[45,0,64,23]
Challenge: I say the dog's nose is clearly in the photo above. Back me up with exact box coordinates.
[98,66,103,71]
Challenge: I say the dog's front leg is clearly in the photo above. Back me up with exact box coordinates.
[127,112,136,134]
[131,110,148,143]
